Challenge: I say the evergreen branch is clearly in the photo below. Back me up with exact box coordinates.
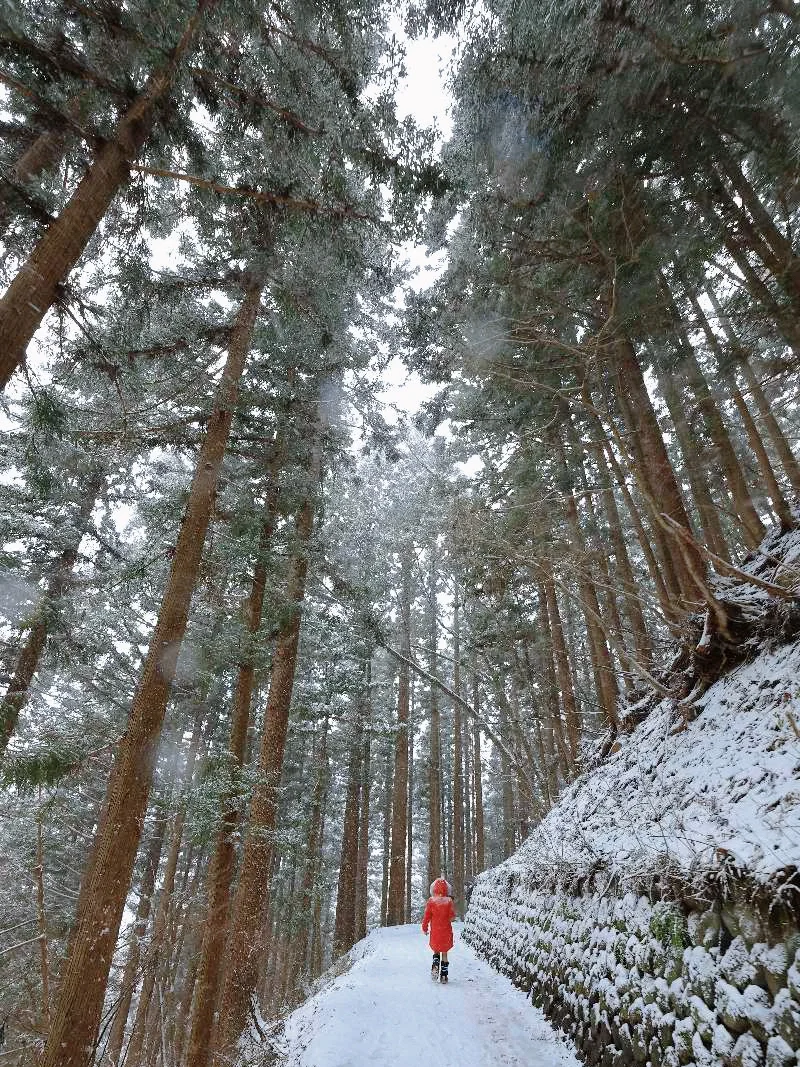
[189,68,324,136]
[0,70,100,149]
[0,30,125,94]
[128,164,377,221]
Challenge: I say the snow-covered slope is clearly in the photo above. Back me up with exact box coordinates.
[273,924,580,1067]
[506,636,800,889]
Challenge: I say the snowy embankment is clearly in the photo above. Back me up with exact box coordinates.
[271,924,579,1067]
[465,531,800,1067]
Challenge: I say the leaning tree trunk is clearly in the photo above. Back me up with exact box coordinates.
[104,815,168,1067]
[211,431,321,1063]
[124,705,205,1067]
[651,355,733,562]
[386,546,412,926]
[39,279,261,1067]
[184,439,283,1067]
[582,382,673,623]
[0,468,104,757]
[659,277,765,549]
[0,0,216,389]
[612,336,707,606]
[706,287,800,498]
[686,287,794,529]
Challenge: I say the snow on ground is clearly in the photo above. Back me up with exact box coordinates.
[510,635,800,886]
[277,924,580,1067]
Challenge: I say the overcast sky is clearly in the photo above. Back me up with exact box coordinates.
[377,23,456,423]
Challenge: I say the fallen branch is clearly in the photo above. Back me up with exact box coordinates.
[380,642,535,791]
[660,514,799,601]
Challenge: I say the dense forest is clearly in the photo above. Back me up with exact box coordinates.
[1,1,799,1066]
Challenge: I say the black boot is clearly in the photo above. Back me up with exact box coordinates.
[440,961,449,983]
[431,953,440,979]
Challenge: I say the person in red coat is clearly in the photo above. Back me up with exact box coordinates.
[422,877,457,982]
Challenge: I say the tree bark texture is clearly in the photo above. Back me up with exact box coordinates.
[386,547,411,926]
[612,337,707,606]
[426,551,442,888]
[471,664,484,875]
[211,431,320,1063]
[292,717,329,991]
[39,279,260,1067]
[185,439,283,1067]
[104,816,168,1067]
[123,705,204,1067]
[332,719,362,958]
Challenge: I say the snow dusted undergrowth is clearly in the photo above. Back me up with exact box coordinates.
[464,531,800,1067]
[271,924,580,1067]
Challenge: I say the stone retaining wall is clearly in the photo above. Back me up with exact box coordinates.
[464,871,800,1067]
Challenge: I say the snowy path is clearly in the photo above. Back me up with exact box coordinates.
[278,923,580,1067]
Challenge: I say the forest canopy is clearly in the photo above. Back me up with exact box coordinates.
[1,1,799,1065]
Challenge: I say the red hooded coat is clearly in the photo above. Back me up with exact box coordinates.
[422,878,456,953]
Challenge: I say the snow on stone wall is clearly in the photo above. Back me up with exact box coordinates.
[464,875,800,1067]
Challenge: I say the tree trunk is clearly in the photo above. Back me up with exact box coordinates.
[426,550,442,888]
[582,382,672,622]
[185,438,283,1067]
[39,279,261,1067]
[386,547,412,926]
[541,570,581,768]
[612,336,706,606]
[714,156,800,308]
[706,287,800,497]
[0,96,82,234]
[124,704,205,1067]
[462,701,473,887]
[332,717,361,958]
[292,716,329,992]
[471,663,484,875]
[380,749,392,926]
[686,288,793,529]
[719,231,800,358]
[405,680,414,923]
[211,430,321,1062]
[0,0,216,389]
[557,446,619,730]
[579,412,652,662]
[651,355,733,561]
[451,586,465,917]
[500,743,515,860]
[660,277,766,549]
[104,815,168,1067]
[354,720,371,943]
[531,590,566,786]
[0,469,104,757]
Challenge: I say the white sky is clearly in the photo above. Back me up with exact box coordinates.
[377,24,456,425]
